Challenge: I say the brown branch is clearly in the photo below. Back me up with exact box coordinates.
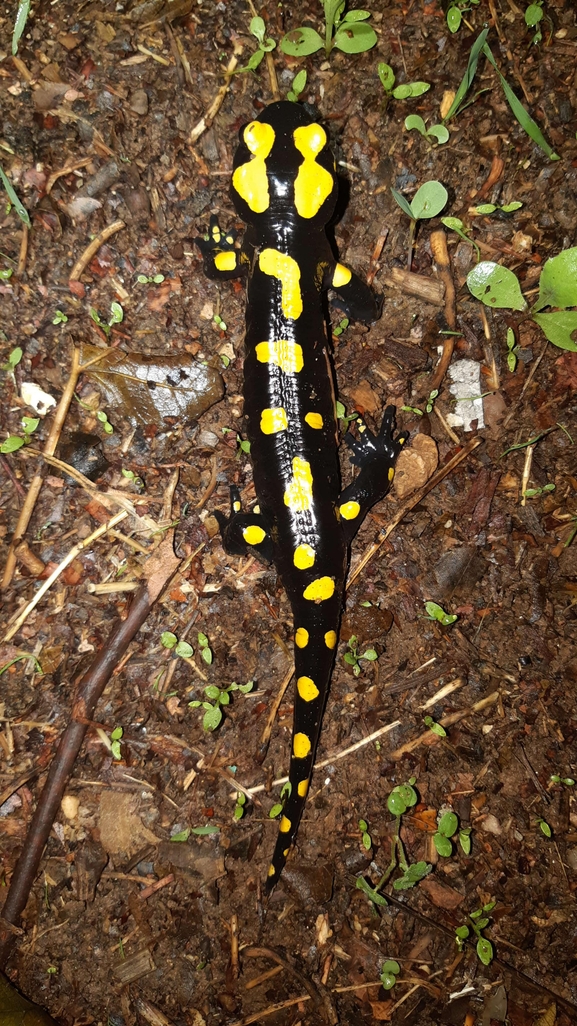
[0,534,181,967]
[68,219,125,286]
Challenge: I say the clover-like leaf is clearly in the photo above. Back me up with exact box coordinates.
[410,181,448,220]
[467,261,527,311]
[427,124,449,144]
[405,114,427,136]
[281,27,324,56]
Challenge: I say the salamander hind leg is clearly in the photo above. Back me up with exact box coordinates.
[338,406,408,543]
[330,263,382,323]
[195,214,248,281]
[214,486,273,562]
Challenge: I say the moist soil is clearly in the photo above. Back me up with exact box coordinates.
[1,1,577,1024]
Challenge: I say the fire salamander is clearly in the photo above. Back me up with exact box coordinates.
[196,101,407,894]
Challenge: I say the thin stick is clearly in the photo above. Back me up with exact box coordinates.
[260,665,293,748]
[0,535,181,966]
[3,510,128,642]
[188,44,243,145]
[228,994,311,1026]
[520,443,534,507]
[68,220,125,284]
[17,224,29,277]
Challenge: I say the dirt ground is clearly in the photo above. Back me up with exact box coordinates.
[1,0,577,1024]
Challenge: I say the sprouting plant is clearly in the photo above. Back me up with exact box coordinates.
[470,201,523,216]
[52,310,68,324]
[446,0,480,33]
[1,346,22,377]
[0,652,42,675]
[344,635,378,677]
[506,327,520,372]
[333,316,349,337]
[96,409,114,436]
[12,0,31,55]
[269,781,292,819]
[402,389,439,417]
[89,302,124,337]
[537,817,552,838]
[161,631,194,658]
[336,400,359,426]
[378,63,430,101]
[237,434,251,455]
[524,483,555,499]
[432,809,470,857]
[235,16,276,73]
[137,273,165,285]
[455,901,495,965]
[525,1,544,44]
[550,774,575,787]
[121,468,144,489]
[404,115,449,146]
[280,1,377,58]
[213,313,227,331]
[189,681,254,732]
[287,69,307,103]
[233,792,247,820]
[171,824,220,841]
[379,960,401,990]
[423,715,446,738]
[391,181,448,270]
[1,415,39,454]
[197,632,213,666]
[110,726,123,760]
[0,163,31,227]
[0,267,13,280]
[358,818,372,851]
[423,601,457,626]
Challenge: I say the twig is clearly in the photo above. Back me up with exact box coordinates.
[502,338,548,429]
[520,443,534,507]
[259,665,293,749]
[188,43,244,145]
[0,535,180,966]
[17,224,29,278]
[228,994,311,1026]
[68,220,125,285]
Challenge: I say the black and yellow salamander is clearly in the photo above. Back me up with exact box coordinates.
[196,101,407,893]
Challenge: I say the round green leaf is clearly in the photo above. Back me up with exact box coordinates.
[410,181,448,220]
[343,8,372,20]
[1,435,25,453]
[455,925,469,940]
[219,691,230,705]
[281,27,323,56]
[393,81,430,99]
[362,649,377,661]
[447,6,462,32]
[233,804,244,820]
[378,62,395,91]
[500,201,523,212]
[525,3,543,27]
[396,783,417,807]
[476,937,493,966]
[250,16,265,41]
[442,216,465,232]
[387,790,407,816]
[269,803,283,818]
[239,680,254,694]
[161,631,177,648]
[405,114,426,135]
[533,311,577,351]
[380,971,397,990]
[438,811,458,837]
[201,647,213,665]
[362,831,372,850]
[534,247,577,311]
[427,124,449,144]
[433,832,453,857]
[382,960,400,975]
[358,819,367,831]
[333,22,377,53]
[175,641,193,658]
[203,705,222,731]
[204,685,220,700]
[467,261,527,311]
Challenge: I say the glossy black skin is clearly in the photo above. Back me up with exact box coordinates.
[196,102,406,893]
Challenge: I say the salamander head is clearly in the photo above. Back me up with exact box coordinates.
[231,101,338,226]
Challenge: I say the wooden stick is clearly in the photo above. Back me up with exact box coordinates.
[68,219,125,285]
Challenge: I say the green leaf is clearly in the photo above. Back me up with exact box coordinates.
[111,726,123,741]
[378,62,395,91]
[0,164,32,227]
[343,9,372,21]
[344,652,357,665]
[201,647,213,665]
[0,268,14,280]
[467,261,527,311]
[443,27,489,121]
[190,824,220,835]
[355,876,388,906]
[332,22,377,53]
[482,43,559,160]
[390,188,414,219]
[175,641,193,658]
[269,803,283,818]
[428,721,447,737]
[539,819,552,838]
[425,600,457,625]
[358,819,367,831]
[362,831,372,850]
[483,900,496,912]
[380,971,397,990]
[281,27,324,56]
[171,828,191,841]
[438,811,458,837]
[532,311,577,351]
[455,925,469,940]
[238,680,254,694]
[1,436,25,453]
[219,691,230,705]
[393,861,431,889]
[382,960,400,975]
[197,632,208,647]
[474,203,497,214]
[362,649,378,661]
[405,114,427,136]
[433,832,453,857]
[475,917,489,929]
[8,347,23,368]
[387,790,407,816]
[392,82,430,99]
[204,685,221,700]
[476,937,494,965]
[290,69,307,99]
[396,783,418,808]
[21,417,39,434]
[410,181,448,220]
[427,124,449,144]
[110,740,122,760]
[12,0,31,56]
[250,16,266,42]
[525,3,543,27]
[459,829,472,855]
[203,705,223,731]
[534,247,577,311]
[501,201,523,212]
[447,6,462,32]
[233,804,244,820]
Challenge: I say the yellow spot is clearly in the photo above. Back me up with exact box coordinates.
[259,249,303,320]
[294,543,315,570]
[283,457,313,512]
[399,436,406,445]
[293,124,334,218]
[305,412,323,430]
[268,864,276,877]
[388,466,395,481]
[324,630,337,649]
[297,779,309,798]
[279,816,291,833]
[260,407,288,434]
[253,505,260,514]
[293,733,312,759]
[295,627,309,648]
[242,525,266,546]
[332,262,352,287]
[339,500,361,520]
[283,848,290,857]
[232,121,274,213]
[255,339,303,374]
[303,577,335,602]
[358,422,366,433]
[214,251,236,272]
[297,676,320,702]
[233,500,241,513]
[211,225,222,242]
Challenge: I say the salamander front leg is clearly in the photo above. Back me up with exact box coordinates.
[195,214,249,281]
[330,262,382,323]
[214,486,273,562]
[337,406,408,543]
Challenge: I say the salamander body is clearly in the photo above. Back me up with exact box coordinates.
[196,101,406,892]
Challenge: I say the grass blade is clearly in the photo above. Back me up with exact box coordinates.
[482,44,559,160]
[443,27,489,122]
[0,164,31,227]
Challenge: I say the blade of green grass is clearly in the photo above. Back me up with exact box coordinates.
[482,43,559,161]
[0,164,31,227]
[443,27,489,122]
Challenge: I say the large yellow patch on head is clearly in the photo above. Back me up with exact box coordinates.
[255,339,304,374]
[283,457,313,512]
[294,543,315,570]
[260,407,288,435]
[297,676,320,702]
[293,124,335,219]
[293,732,312,759]
[259,248,303,320]
[232,121,274,214]
[303,577,335,602]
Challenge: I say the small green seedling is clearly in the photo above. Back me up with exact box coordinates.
[423,715,446,738]
[197,632,213,666]
[1,346,22,377]
[455,901,495,965]
[378,63,430,100]
[550,774,575,787]
[525,1,544,44]
[506,327,520,372]
[523,483,555,499]
[433,810,459,857]
[0,163,31,227]
[537,817,552,838]
[237,434,251,455]
[333,316,349,337]
[358,818,372,851]
[52,310,68,325]
[402,389,439,417]
[95,409,114,435]
[46,966,58,976]
[235,16,276,73]
[470,201,523,216]
[137,273,165,285]
[89,302,124,337]
[281,1,377,58]
[287,69,307,103]
[441,216,481,261]
[269,781,292,820]
[379,960,401,990]
[404,115,449,145]
[161,631,194,659]
[446,0,480,33]
[233,792,247,821]
[189,680,254,732]
[110,726,123,760]
[171,824,220,841]
[1,415,39,454]
[423,601,457,626]
[391,181,448,270]
[121,468,144,489]
[0,267,13,280]
[344,635,378,677]
[0,652,42,676]
[336,400,359,426]
[213,313,227,331]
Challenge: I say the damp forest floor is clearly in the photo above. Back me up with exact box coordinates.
[1,1,577,1025]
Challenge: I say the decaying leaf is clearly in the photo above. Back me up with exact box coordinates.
[80,344,224,427]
